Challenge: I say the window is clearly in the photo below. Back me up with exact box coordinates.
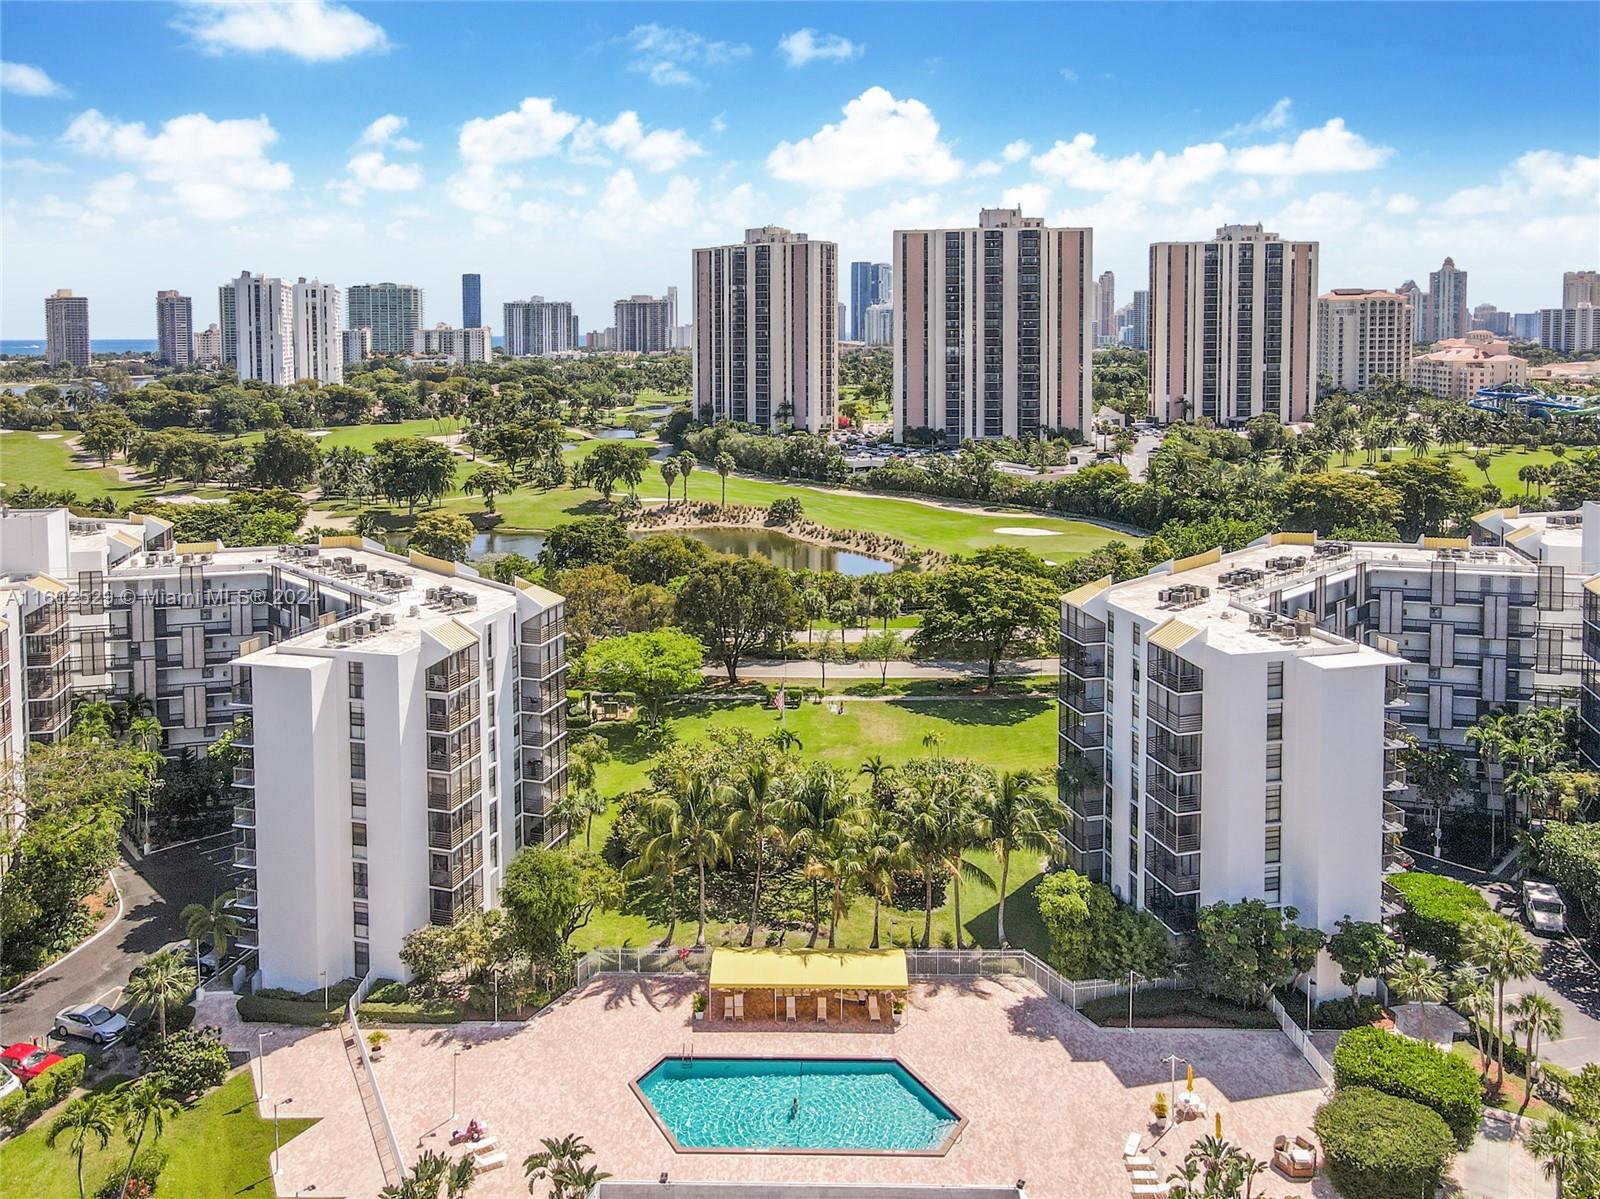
[354,942,370,974]
[349,703,365,740]
[1266,709,1283,740]
[353,905,369,936]
[1265,744,1283,782]
[349,743,366,779]
[348,661,364,700]
[1265,784,1282,823]
[352,822,367,850]
[1264,868,1281,903]
[352,862,369,899]
[1267,661,1284,700]
[1265,827,1281,864]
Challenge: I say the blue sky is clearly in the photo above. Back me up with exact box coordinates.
[2,1,1596,336]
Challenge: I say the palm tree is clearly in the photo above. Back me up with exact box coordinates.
[1450,965,1495,1076]
[1403,420,1434,459]
[728,758,783,946]
[1511,992,1565,1108]
[658,459,678,506]
[782,765,853,947]
[179,891,244,971]
[677,773,733,947]
[920,730,943,758]
[974,770,1061,947]
[674,452,695,503]
[125,950,197,1041]
[381,1149,477,1199]
[858,755,895,804]
[114,1075,180,1199]
[857,802,907,949]
[715,451,735,509]
[46,1095,116,1199]
[1526,1114,1597,1199]
[808,822,866,949]
[1388,952,1447,1043]
[625,797,689,945]
[933,766,994,951]
[768,727,802,754]
[1466,916,1543,1087]
[524,1133,609,1199]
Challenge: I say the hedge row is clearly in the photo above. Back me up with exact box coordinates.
[1315,1086,1455,1199]
[0,1054,87,1132]
[236,993,459,1026]
[1387,871,1489,961]
[1333,1026,1483,1146]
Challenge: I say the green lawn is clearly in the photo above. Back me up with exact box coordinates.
[0,430,151,501]
[1337,446,1563,496]
[0,1069,316,1198]
[566,693,1059,956]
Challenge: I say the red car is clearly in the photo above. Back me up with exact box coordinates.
[1,1042,64,1082]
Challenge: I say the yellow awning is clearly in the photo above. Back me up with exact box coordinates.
[1147,618,1201,652]
[426,618,479,653]
[709,948,908,991]
[514,576,564,607]
[1061,574,1111,608]
[1504,526,1538,544]
[26,574,67,595]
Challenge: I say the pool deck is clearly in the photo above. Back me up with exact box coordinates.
[215,974,1363,1198]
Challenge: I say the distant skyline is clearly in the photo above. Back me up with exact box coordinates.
[1,1,1596,335]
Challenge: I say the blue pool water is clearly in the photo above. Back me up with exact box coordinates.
[635,1057,959,1152]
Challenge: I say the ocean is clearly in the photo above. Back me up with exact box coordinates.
[1,339,158,355]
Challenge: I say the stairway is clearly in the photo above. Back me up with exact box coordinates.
[341,1017,404,1188]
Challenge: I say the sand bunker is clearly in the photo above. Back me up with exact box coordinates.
[994,526,1058,537]
[36,433,63,439]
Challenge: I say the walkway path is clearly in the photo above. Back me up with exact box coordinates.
[703,657,1056,682]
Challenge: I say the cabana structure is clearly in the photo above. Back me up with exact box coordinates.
[706,948,909,1028]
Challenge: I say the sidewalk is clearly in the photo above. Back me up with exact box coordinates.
[702,657,1056,682]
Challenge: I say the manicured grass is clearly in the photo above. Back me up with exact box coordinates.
[1336,446,1563,496]
[0,430,148,501]
[566,692,1058,956]
[1448,1041,1558,1121]
[1078,989,1280,1029]
[0,1068,316,1198]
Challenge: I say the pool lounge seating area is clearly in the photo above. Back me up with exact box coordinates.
[704,948,908,1032]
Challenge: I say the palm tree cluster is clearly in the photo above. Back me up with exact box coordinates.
[1163,1135,1268,1199]
[47,1076,181,1199]
[523,1134,609,1199]
[616,728,1063,951]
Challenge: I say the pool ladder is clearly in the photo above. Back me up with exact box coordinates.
[679,1041,694,1063]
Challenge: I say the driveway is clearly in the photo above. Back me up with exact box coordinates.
[0,833,237,1048]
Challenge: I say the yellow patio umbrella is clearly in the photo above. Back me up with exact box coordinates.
[1215,1112,1222,1138]
[1185,1064,1194,1092]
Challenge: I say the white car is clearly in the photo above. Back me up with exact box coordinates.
[0,1064,19,1101]
[54,1003,129,1045]
[1523,881,1567,937]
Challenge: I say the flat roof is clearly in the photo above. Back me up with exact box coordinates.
[709,948,908,991]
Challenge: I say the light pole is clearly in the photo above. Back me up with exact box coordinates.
[1162,1052,1188,1131]
[1306,977,1316,1029]
[321,970,328,1013]
[493,970,500,1026]
[256,1030,274,1102]
[1127,970,1140,1031]
[451,1049,460,1121]
[272,1102,281,1175]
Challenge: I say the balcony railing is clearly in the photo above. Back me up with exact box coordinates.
[520,617,566,646]
[1146,734,1202,775]
[1383,802,1406,834]
[424,664,477,694]
[233,846,256,869]
[1058,675,1105,714]
[1148,662,1202,694]
[519,646,564,680]
[426,691,481,734]
[1146,699,1203,735]
[234,887,258,909]
[233,804,255,828]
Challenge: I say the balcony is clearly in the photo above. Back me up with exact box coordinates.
[1058,674,1105,714]
[1384,765,1408,792]
[429,850,483,891]
[427,691,481,734]
[520,711,567,746]
[428,806,483,851]
[1383,802,1406,834]
[1148,661,1202,694]
[519,680,568,715]
[233,846,256,869]
[519,646,563,680]
[1384,847,1413,875]
[233,804,255,828]
[1147,697,1203,735]
[1059,644,1106,682]
[234,887,257,909]
[1146,733,1202,775]
[520,616,565,646]
[1059,710,1105,750]
[424,663,477,694]
[1383,721,1409,751]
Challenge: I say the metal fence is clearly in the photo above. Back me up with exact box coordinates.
[345,973,406,1186]
[1267,991,1335,1089]
[573,946,713,988]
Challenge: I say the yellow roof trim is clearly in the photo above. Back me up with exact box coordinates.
[1585,576,1600,596]
[141,514,174,531]
[1172,546,1222,574]
[110,530,142,549]
[513,576,563,607]
[1061,574,1112,608]
[1504,526,1539,544]
[0,617,9,632]
[319,534,366,550]
[1422,536,1470,550]
[1270,531,1316,546]
[409,549,458,577]
[1146,618,1202,653]
[426,618,479,654]
[26,574,68,595]
[175,540,221,555]
[708,948,908,992]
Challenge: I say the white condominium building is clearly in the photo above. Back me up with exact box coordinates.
[291,278,343,386]
[412,323,492,365]
[234,273,296,386]
[1095,270,1116,345]
[862,301,893,347]
[613,294,675,353]
[1409,338,1528,401]
[155,290,194,367]
[1428,257,1470,342]
[194,324,224,363]
[44,289,91,368]
[217,282,238,367]
[1058,540,1404,992]
[342,327,373,367]
[1564,271,1600,309]
[346,283,424,355]
[1539,306,1600,353]
[1317,289,1414,393]
[892,208,1093,441]
[235,542,568,990]
[693,226,839,434]
[503,297,576,357]
[1148,225,1319,426]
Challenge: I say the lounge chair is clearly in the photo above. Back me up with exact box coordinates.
[816,995,827,1022]
[1130,1184,1166,1197]
[473,1152,507,1173]
[466,1136,499,1156]
[1124,1156,1154,1171]
[868,994,882,1022]
[1273,1134,1317,1180]
[785,995,797,1022]
[733,993,744,1020]
[723,994,734,1021]
[1123,1133,1143,1158]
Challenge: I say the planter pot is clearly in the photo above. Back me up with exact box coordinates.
[693,1011,704,1021]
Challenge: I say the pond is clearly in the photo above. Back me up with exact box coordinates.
[595,427,645,439]
[469,525,893,576]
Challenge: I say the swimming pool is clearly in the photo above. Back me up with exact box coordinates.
[633,1056,962,1154]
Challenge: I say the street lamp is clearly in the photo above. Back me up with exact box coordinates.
[493,970,500,1026]
[1161,1052,1189,1131]
[1127,970,1140,1031]
[451,1049,460,1122]
[1306,977,1316,1029]
[256,1030,274,1101]
[272,1102,281,1175]
[321,970,328,1013]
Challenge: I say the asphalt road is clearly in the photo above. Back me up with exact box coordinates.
[0,833,237,1049]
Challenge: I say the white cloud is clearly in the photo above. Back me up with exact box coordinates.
[710,113,727,136]
[1,61,66,97]
[970,160,1002,178]
[767,86,961,190]
[1222,97,1292,139]
[1230,118,1391,176]
[1514,149,1599,200]
[34,171,137,229]
[1059,68,1078,83]
[572,111,703,173]
[174,0,388,62]
[1032,133,1231,198]
[777,29,862,67]
[1,127,35,147]
[1272,189,1368,235]
[622,23,750,87]
[1002,182,1054,216]
[1386,193,1419,215]
[1001,139,1032,163]
[60,108,292,216]
[345,151,423,192]
[459,97,580,167]
[5,156,67,174]
[359,113,419,151]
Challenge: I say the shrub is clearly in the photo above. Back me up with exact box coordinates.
[1315,995,1387,1030]
[1333,1026,1482,1146]
[144,1027,230,1099]
[0,1053,86,1131]
[363,979,410,1004]
[1315,1086,1455,1199]
[766,496,803,524]
[1387,871,1488,961]
[94,1149,167,1199]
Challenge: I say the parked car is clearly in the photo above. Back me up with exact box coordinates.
[1523,881,1568,936]
[53,1003,129,1045]
[0,1065,19,1101]
[0,1042,64,1082]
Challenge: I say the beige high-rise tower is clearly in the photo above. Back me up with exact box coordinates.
[1148,224,1319,424]
[1317,289,1413,393]
[892,207,1094,441]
